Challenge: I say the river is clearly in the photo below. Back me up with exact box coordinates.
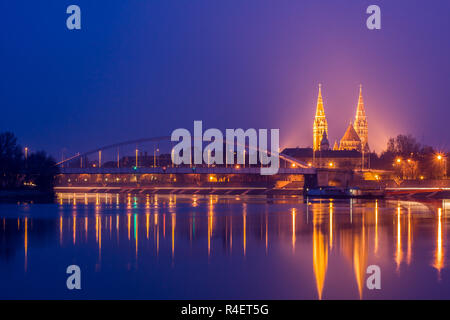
[0,193,448,299]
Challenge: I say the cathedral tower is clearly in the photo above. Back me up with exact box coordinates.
[313,84,328,151]
[353,84,369,151]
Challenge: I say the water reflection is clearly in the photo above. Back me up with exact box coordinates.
[0,194,449,299]
[312,207,327,300]
[395,203,403,271]
[433,208,444,278]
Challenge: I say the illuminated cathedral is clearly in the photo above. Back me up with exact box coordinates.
[313,84,369,152]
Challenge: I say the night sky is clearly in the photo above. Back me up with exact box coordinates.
[1,1,449,159]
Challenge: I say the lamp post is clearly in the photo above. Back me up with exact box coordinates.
[445,156,448,179]
[207,150,211,168]
[361,149,364,171]
[135,148,139,168]
[395,157,403,179]
[24,147,28,169]
[437,154,447,179]
[154,146,159,168]
[117,148,120,168]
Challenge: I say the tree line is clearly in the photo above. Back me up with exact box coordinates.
[371,134,448,179]
[0,132,58,192]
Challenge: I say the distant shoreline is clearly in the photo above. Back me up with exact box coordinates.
[0,189,55,204]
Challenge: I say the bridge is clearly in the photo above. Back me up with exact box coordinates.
[58,166,316,175]
[56,135,316,173]
[54,136,328,195]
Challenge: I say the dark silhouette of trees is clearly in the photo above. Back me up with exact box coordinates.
[386,134,421,157]
[375,133,448,179]
[0,132,58,192]
[0,132,22,189]
[24,151,59,192]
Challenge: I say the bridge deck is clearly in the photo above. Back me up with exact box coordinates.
[55,186,304,196]
[59,167,316,175]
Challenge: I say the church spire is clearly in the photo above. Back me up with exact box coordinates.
[313,84,328,151]
[333,140,339,151]
[353,84,369,151]
[315,83,325,117]
[355,84,366,119]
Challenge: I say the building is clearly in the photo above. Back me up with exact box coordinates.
[313,84,328,151]
[320,131,330,151]
[312,84,369,153]
[289,84,373,170]
[282,147,368,170]
[339,123,361,151]
[353,85,369,151]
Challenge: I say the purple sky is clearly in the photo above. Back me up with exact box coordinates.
[1,0,449,158]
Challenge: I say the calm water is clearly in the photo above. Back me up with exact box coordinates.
[0,193,449,299]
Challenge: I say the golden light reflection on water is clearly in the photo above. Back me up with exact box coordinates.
[353,213,368,300]
[329,202,333,250]
[156,214,160,255]
[146,212,150,240]
[85,216,88,241]
[291,208,296,252]
[135,213,138,258]
[433,208,444,278]
[374,200,378,255]
[24,217,28,272]
[395,203,403,271]
[265,211,268,255]
[312,206,327,300]
[59,215,63,245]
[407,206,412,265]
[10,193,449,299]
[230,215,233,253]
[243,203,247,257]
[127,213,131,241]
[171,213,175,261]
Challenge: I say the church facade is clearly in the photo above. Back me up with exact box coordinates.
[282,84,371,170]
[313,84,369,152]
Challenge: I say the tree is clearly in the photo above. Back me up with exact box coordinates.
[0,131,59,192]
[377,133,447,179]
[24,151,59,192]
[0,132,23,188]
[385,134,421,157]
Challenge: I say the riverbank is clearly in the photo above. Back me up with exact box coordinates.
[0,189,55,203]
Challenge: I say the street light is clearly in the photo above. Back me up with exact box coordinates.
[436,154,447,179]
[135,148,139,168]
[154,147,159,167]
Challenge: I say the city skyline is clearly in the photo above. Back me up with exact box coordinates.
[1,1,450,158]
[2,1,450,304]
